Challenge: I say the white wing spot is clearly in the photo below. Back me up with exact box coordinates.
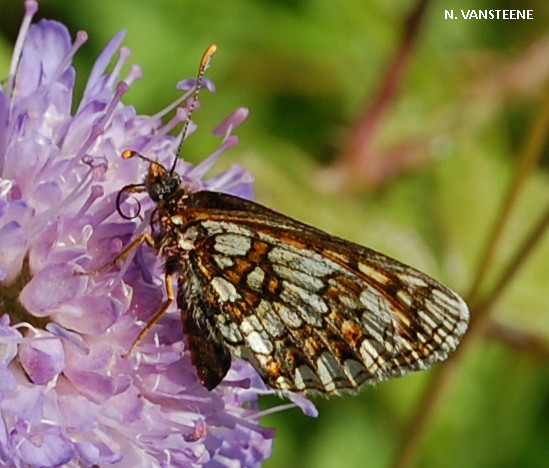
[280,281,329,315]
[219,322,243,343]
[201,220,254,237]
[273,264,324,290]
[360,340,380,371]
[246,266,265,290]
[256,300,285,337]
[316,352,346,392]
[267,246,338,277]
[399,274,428,288]
[214,234,251,256]
[397,290,413,307]
[178,226,199,250]
[273,302,303,328]
[343,359,367,385]
[213,254,234,270]
[246,331,273,355]
[358,263,390,284]
[240,316,263,334]
[294,365,322,391]
[210,277,240,302]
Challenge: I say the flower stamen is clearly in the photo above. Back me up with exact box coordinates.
[51,30,88,85]
[106,46,132,90]
[7,0,38,98]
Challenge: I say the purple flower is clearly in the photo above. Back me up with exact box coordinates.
[0,2,316,466]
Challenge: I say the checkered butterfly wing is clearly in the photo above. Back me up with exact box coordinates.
[175,191,469,395]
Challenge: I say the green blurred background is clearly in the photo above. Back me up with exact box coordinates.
[1,0,548,467]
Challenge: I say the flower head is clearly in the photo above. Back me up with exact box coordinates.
[0,2,315,466]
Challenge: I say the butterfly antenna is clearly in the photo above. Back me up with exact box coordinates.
[170,44,217,175]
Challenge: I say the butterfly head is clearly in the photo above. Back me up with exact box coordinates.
[119,149,183,202]
[146,158,182,202]
[116,150,184,220]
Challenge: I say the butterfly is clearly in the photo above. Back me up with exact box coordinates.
[108,45,469,395]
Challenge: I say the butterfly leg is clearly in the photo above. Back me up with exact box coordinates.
[125,273,175,356]
[76,233,168,356]
[79,233,156,276]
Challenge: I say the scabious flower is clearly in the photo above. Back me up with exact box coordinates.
[0,2,316,466]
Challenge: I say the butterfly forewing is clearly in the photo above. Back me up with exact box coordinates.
[171,190,469,395]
